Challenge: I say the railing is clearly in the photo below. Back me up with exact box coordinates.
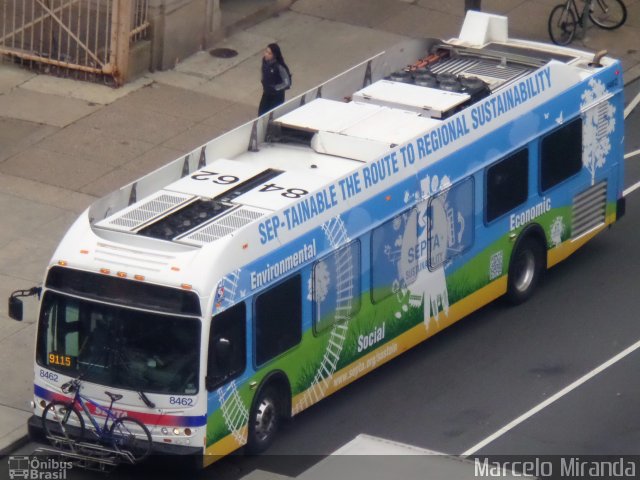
[0,0,150,85]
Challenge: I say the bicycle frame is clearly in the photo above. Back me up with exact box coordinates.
[549,0,596,44]
[43,379,154,464]
[69,388,120,438]
[578,0,594,26]
[562,0,590,27]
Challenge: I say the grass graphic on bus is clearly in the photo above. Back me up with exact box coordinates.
[208,199,613,448]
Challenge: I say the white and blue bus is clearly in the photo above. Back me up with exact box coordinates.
[9,11,625,468]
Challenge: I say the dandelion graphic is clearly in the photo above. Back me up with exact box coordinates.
[550,216,565,247]
[314,261,331,302]
[581,78,616,185]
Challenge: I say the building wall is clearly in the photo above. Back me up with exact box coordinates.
[148,0,221,71]
[143,0,293,73]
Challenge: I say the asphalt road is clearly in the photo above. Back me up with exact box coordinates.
[6,83,640,480]
[469,85,640,458]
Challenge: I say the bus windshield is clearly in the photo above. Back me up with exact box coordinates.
[37,291,200,396]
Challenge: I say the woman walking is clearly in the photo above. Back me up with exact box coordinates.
[258,43,291,116]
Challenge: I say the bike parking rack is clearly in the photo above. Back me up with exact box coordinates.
[35,434,136,472]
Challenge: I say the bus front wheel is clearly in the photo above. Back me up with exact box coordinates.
[246,386,282,454]
[507,236,545,304]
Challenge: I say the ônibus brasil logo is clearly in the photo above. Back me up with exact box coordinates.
[7,456,72,480]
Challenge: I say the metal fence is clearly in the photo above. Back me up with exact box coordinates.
[0,0,149,85]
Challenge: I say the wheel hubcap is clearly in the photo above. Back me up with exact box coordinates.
[514,250,535,292]
[254,397,276,442]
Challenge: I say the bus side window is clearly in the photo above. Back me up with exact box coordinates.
[540,118,582,192]
[206,302,246,391]
[486,148,528,223]
[313,241,361,333]
[254,275,302,366]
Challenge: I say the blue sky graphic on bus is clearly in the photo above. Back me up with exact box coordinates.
[371,210,411,303]
[312,241,360,333]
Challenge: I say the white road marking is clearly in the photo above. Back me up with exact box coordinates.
[624,91,640,119]
[624,181,640,197]
[461,338,640,457]
[622,151,640,197]
[625,149,640,160]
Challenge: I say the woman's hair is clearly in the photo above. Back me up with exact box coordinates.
[267,42,290,77]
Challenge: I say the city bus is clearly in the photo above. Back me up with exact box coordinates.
[9,11,625,468]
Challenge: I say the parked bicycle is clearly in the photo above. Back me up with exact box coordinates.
[548,0,627,45]
[41,378,152,463]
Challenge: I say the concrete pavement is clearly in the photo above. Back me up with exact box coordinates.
[1,0,639,459]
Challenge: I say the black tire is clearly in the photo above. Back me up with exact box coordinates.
[548,4,577,45]
[246,386,282,454]
[109,417,152,463]
[589,0,626,29]
[507,236,545,305]
[42,401,85,443]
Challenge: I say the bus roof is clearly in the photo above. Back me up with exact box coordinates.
[55,11,620,297]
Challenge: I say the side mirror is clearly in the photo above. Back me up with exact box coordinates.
[9,287,42,321]
[8,296,23,321]
[8,287,41,321]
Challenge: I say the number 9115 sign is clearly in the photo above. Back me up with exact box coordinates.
[48,352,74,368]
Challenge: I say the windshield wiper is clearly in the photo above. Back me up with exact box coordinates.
[139,391,156,409]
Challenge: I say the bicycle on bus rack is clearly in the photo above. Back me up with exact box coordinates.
[41,378,152,465]
[548,0,627,45]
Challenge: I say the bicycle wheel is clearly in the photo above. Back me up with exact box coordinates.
[589,0,626,29]
[548,4,578,45]
[109,417,152,463]
[41,401,85,443]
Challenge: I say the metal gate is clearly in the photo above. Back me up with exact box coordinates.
[0,0,149,85]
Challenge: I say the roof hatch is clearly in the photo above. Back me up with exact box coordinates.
[96,160,283,243]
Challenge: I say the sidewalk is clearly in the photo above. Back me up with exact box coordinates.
[1,0,639,458]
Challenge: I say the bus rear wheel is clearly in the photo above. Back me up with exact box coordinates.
[246,386,282,454]
[507,236,545,304]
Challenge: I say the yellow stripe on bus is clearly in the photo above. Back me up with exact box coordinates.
[203,426,248,467]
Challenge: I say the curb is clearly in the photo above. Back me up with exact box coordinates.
[0,428,30,459]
